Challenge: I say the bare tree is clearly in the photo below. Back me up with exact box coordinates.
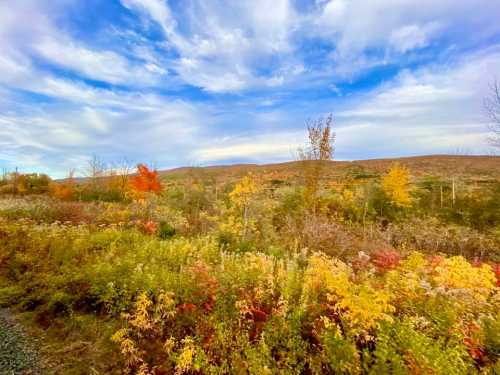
[299,114,335,162]
[484,80,500,148]
[110,158,134,196]
[85,154,106,191]
[298,114,336,211]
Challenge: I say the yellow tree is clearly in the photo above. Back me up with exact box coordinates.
[382,163,412,207]
[228,174,260,238]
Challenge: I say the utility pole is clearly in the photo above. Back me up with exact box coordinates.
[451,177,456,207]
[440,184,443,209]
[14,167,19,194]
[215,180,218,201]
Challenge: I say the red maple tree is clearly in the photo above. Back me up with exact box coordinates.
[131,164,161,194]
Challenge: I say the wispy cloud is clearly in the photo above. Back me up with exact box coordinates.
[121,0,299,92]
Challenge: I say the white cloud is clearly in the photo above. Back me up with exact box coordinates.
[122,0,179,40]
[35,37,160,85]
[389,23,439,53]
[0,77,205,176]
[0,1,163,87]
[4,0,499,94]
[121,0,297,92]
[193,132,301,163]
[315,0,500,54]
[308,0,500,82]
[118,0,500,91]
[334,48,500,158]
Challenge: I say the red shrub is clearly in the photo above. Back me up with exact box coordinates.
[492,263,500,287]
[137,220,158,235]
[249,308,268,323]
[143,220,158,235]
[187,262,218,312]
[372,250,401,273]
[462,322,486,365]
[176,303,197,314]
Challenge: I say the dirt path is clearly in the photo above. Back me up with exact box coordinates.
[0,309,40,375]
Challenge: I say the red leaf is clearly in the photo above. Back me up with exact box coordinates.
[177,303,197,314]
[250,308,268,322]
[372,250,401,272]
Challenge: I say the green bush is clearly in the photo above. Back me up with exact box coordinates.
[366,320,473,375]
[158,221,176,239]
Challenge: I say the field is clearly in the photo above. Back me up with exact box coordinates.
[0,155,499,374]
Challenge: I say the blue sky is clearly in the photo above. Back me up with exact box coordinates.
[1,0,499,177]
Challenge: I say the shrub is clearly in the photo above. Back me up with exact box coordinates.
[1,173,499,374]
[366,319,473,374]
[158,221,176,239]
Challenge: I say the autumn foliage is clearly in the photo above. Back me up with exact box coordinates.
[50,172,75,201]
[382,162,412,207]
[1,149,500,374]
[372,249,401,273]
[131,164,161,194]
[51,184,75,201]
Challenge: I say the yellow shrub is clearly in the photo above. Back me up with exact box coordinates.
[175,337,196,375]
[303,253,394,333]
[111,328,141,367]
[218,214,245,237]
[302,253,352,304]
[111,290,177,373]
[128,291,153,331]
[331,284,394,333]
[341,189,355,202]
[432,256,496,301]
[385,252,429,302]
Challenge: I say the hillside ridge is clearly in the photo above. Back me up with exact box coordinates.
[157,154,500,179]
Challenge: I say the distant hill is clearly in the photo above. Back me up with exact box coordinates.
[61,155,500,184]
[158,155,500,182]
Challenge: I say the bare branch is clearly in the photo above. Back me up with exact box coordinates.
[484,80,500,148]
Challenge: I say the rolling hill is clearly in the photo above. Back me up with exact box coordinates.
[158,155,500,182]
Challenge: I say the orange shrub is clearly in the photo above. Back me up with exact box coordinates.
[50,182,75,201]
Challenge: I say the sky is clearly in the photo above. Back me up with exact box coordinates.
[1,0,500,177]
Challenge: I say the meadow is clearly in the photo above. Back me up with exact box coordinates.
[0,152,499,374]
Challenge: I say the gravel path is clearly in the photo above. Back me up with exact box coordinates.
[0,310,40,375]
